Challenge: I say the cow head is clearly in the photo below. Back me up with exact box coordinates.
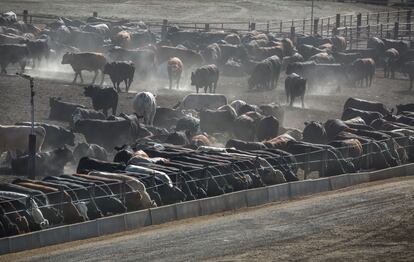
[61,52,73,64]
[83,85,100,97]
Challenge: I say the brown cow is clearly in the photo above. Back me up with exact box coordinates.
[349,58,376,87]
[0,198,30,234]
[15,182,85,224]
[61,52,107,85]
[167,57,183,89]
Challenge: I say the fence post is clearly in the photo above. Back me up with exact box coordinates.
[248,21,251,31]
[290,26,295,41]
[357,13,362,39]
[93,11,98,17]
[313,17,319,35]
[366,12,369,25]
[349,29,353,50]
[267,21,269,33]
[303,18,306,34]
[367,25,370,40]
[205,23,210,31]
[380,23,383,38]
[377,12,380,25]
[394,22,399,40]
[23,10,28,24]
[250,22,256,31]
[407,10,412,35]
[161,19,168,41]
[327,17,331,37]
[336,13,341,29]
[387,11,390,33]
[320,18,324,36]
[305,148,311,180]
[397,9,400,22]
[280,21,283,33]
[320,149,327,178]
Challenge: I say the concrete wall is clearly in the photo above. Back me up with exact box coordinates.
[1,163,413,255]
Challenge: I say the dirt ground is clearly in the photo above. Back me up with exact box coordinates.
[1,0,393,22]
[0,64,413,129]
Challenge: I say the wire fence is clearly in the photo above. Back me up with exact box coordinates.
[4,8,411,37]
[1,136,413,225]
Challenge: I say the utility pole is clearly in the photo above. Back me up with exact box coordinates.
[16,73,36,179]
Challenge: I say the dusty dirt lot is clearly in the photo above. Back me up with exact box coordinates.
[2,0,393,22]
[0,65,413,129]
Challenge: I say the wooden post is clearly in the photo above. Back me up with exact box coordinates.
[280,21,283,33]
[394,22,399,40]
[267,21,269,33]
[349,29,353,50]
[290,26,295,41]
[250,22,256,31]
[313,17,319,35]
[407,10,412,34]
[366,12,369,25]
[320,18,324,36]
[93,11,98,17]
[303,18,306,34]
[350,15,353,28]
[327,18,330,37]
[367,25,370,40]
[344,15,347,28]
[397,9,400,22]
[387,11,390,32]
[336,13,340,29]
[161,19,168,41]
[380,23,383,38]
[205,23,210,31]
[377,12,380,25]
[23,10,28,24]
[357,13,362,39]
[305,149,311,180]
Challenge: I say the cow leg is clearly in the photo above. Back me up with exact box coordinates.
[73,72,78,83]
[20,60,26,73]
[103,108,108,117]
[124,80,128,92]
[176,75,180,89]
[204,86,207,93]
[301,95,305,108]
[1,64,6,74]
[290,97,294,107]
[91,70,98,85]
[169,76,172,89]
[79,71,84,83]
[112,80,118,92]
[99,70,105,86]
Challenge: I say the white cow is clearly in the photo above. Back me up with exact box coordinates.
[132,91,156,125]
[0,125,46,158]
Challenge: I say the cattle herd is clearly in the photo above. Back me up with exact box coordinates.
[1,11,414,238]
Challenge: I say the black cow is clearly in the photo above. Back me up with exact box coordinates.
[49,97,86,122]
[0,44,28,74]
[344,97,391,116]
[76,157,126,174]
[191,64,219,93]
[84,85,118,116]
[103,61,135,93]
[248,60,272,90]
[342,107,384,125]
[285,73,306,108]
[396,103,414,114]
[11,146,74,175]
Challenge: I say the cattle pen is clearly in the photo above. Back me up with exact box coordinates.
[9,8,414,50]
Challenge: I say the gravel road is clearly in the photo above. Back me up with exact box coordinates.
[3,177,413,262]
